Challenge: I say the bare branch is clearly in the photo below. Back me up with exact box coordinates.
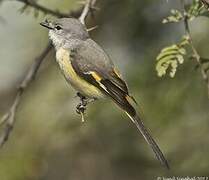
[16,0,69,17]
[79,0,97,24]
[201,0,209,10]
[181,0,209,97]
[0,42,52,147]
[0,0,99,147]
[87,25,98,32]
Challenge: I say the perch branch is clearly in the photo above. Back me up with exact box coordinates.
[0,42,52,147]
[79,0,97,24]
[181,0,209,97]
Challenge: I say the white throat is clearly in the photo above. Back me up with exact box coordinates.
[49,30,65,50]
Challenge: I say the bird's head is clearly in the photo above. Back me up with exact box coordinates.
[40,18,89,49]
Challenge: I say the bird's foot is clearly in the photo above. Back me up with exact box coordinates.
[76,103,86,123]
[76,92,96,123]
[76,93,87,123]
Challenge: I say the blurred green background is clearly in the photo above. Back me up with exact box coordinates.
[1,0,209,179]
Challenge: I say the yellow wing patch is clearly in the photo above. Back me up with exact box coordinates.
[125,95,138,105]
[113,67,122,78]
[125,95,133,104]
[90,71,102,81]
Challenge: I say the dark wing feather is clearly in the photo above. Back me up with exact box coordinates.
[109,70,129,94]
[100,78,136,116]
[70,39,130,94]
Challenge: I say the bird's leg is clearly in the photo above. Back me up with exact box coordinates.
[76,92,96,123]
[76,92,86,122]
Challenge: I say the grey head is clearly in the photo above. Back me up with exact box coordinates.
[40,18,89,49]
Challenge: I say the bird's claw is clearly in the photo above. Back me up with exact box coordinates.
[76,103,86,114]
[76,93,87,123]
[75,92,96,123]
[76,105,86,123]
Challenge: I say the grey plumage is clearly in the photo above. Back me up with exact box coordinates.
[70,39,114,78]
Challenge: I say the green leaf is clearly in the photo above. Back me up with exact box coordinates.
[162,9,183,24]
[188,0,204,20]
[155,36,189,78]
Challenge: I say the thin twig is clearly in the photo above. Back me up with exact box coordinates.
[87,25,98,32]
[0,42,52,147]
[0,0,99,147]
[181,0,209,97]
[79,0,97,24]
[201,0,209,10]
[16,0,69,17]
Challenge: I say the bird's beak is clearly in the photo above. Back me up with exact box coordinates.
[40,20,54,30]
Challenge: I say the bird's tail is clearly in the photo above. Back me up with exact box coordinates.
[126,111,169,169]
[99,78,169,168]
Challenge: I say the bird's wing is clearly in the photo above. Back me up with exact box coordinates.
[70,39,130,96]
[69,39,169,169]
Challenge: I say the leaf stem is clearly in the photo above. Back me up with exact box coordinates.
[181,0,209,97]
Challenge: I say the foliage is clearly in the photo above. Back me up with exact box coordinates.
[162,9,183,24]
[156,36,189,78]
[156,0,209,78]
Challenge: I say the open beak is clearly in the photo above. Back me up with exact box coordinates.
[40,20,54,30]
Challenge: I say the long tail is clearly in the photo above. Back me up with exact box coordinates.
[99,79,169,169]
[126,112,169,169]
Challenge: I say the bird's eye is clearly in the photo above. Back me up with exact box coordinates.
[55,25,62,30]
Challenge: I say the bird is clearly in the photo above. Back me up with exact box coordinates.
[40,18,169,169]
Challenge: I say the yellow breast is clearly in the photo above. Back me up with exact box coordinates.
[56,48,104,98]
